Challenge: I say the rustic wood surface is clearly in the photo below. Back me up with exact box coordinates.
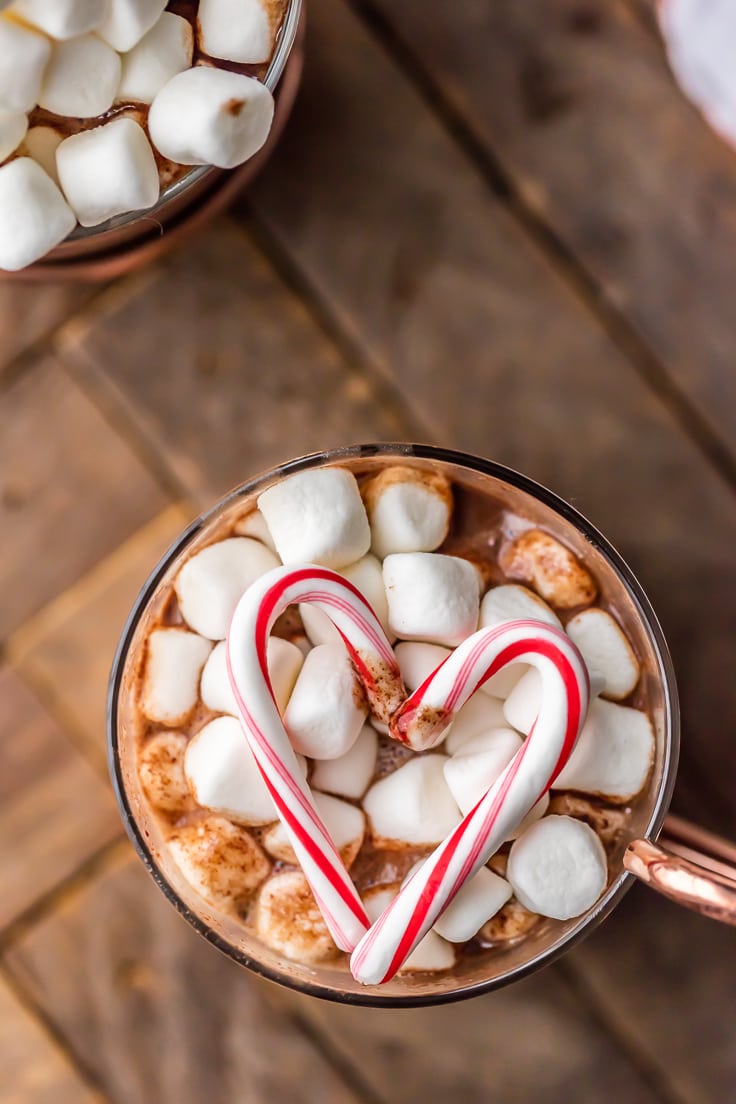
[1,1,734,1101]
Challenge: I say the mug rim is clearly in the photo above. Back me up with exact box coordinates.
[107,442,680,1007]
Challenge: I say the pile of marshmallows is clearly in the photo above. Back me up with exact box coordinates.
[0,0,280,270]
[139,465,655,970]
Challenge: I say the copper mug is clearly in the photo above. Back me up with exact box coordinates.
[108,444,736,1006]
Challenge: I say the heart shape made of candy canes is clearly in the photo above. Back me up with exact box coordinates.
[226,564,590,983]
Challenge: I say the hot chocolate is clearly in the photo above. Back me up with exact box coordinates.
[117,452,657,986]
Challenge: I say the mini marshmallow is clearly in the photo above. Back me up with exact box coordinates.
[433,865,512,942]
[0,159,75,271]
[300,553,391,647]
[38,35,121,118]
[566,608,640,700]
[502,668,542,736]
[283,643,367,759]
[0,18,51,112]
[185,715,276,825]
[21,126,62,184]
[500,530,597,610]
[140,627,212,726]
[97,0,167,51]
[310,723,378,799]
[168,814,271,910]
[117,11,193,105]
[444,692,507,755]
[363,755,462,846]
[443,728,523,815]
[383,553,479,646]
[262,791,365,867]
[138,731,190,813]
[233,508,278,553]
[255,871,337,963]
[362,884,398,924]
[175,536,279,640]
[362,465,453,559]
[201,635,303,716]
[395,641,452,691]
[56,118,159,228]
[507,815,607,920]
[198,0,276,64]
[480,583,562,631]
[553,698,654,801]
[148,66,274,169]
[400,931,455,973]
[10,0,109,39]
[258,467,370,569]
[0,110,27,161]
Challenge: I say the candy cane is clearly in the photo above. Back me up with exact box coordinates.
[351,621,589,984]
[226,564,405,951]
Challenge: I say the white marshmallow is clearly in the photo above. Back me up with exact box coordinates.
[362,466,453,559]
[0,109,27,161]
[383,553,479,647]
[433,866,512,942]
[138,731,190,813]
[10,0,109,39]
[363,755,461,846]
[200,635,303,717]
[148,65,274,169]
[400,931,455,973]
[141,628,212,726]
[565,608,640,700]
[362,884,398,924]
[258,467,370,569]
[310,723,378,799]
[284,643,367,760]
[395,641,451,691]
[300,553,391,647]
[198,0,275,64]
[480,583,562,631]
[262,791,365,867]
[481,664,528,700]
[97,0,166,51]
[38,35,121,118]
[255,871,337,963]
[169,814,270,910]
[500,530,597,610]
[444,692,508,755]
[175,536,279,641]
[21,125,62,183]
[233,508,278,553]
[185,715,276,825]
[56,118,159,228]
[0,159,75,271]
[553,698,654,801]
[507,815,607,920]
[117,12,193,105]
[0,18,50,112]
[443,728,523,815]
[503,666,604,737]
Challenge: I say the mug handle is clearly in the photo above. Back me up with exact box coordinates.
[624,814,736,924]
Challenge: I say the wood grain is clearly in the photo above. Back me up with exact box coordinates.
[5,852,361,1104]
[9,505,192,771]
[364,0,736,451]
[0,976,101,1104]
[0,669,121,931]
[0,360,168,640]
[0,282,95,380]
[61,218,415,506]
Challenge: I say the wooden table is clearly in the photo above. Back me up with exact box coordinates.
[1,2,735,1100]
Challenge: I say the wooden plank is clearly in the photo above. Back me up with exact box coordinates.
[0,669,121,931]
[4,852,361,1104]
[8,505,192,771]
[0,282,95,379]
[363,0,736,450]
[0,976,100,1104]
[61,217,414,507]
[0,359,168,640]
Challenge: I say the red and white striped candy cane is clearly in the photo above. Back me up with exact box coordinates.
[226,564,405,952]
[351,621,589,984]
